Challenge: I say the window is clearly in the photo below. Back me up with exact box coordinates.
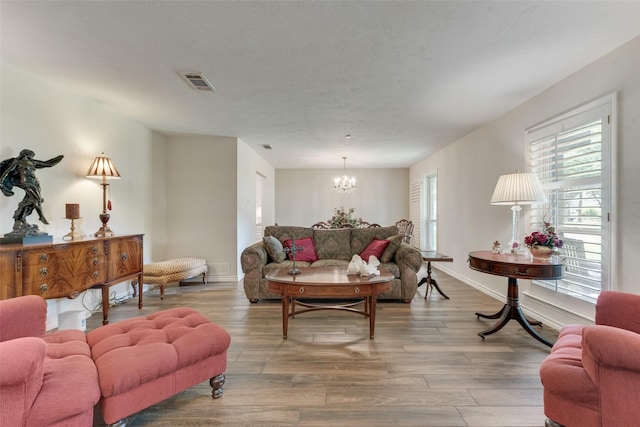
[527,93,616,303]
[410,180,421,249]
[423,174,438,251]
[412,173,438,251]
[255,172,266,241]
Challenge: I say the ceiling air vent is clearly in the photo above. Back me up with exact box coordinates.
[179,72,215,92]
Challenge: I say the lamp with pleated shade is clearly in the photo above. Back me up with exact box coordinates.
[86,153,120,237]
[490,171,547,250]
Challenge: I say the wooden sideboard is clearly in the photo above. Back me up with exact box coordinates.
[0,234,143,325]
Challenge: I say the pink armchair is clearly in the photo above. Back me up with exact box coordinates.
[539,291,640,427]
[0,295,101,427]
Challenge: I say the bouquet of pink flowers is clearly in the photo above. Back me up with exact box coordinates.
[524,222,563,249]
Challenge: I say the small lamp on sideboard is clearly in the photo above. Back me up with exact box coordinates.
[86,153,120,238]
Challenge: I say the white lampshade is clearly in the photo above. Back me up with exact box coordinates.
[490,172,547,205]
[490,171,547,251]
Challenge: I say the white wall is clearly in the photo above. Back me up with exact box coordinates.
[411,36,640,328]
[237,139,275,277]
[165,134,239,282]
[275,168,409,226]
[1,62,167,328]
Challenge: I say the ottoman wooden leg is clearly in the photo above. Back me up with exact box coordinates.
[210,373,226,399]
[106,418,129,427]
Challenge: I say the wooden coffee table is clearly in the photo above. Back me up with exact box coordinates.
[266,267,393,339]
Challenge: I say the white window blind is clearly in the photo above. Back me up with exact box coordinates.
[424,174,437,251]
[527,94,616,303]
[410,180,421,249]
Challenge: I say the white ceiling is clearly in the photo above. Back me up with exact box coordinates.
[2,1,640,169]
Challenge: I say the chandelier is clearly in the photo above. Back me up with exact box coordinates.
[334,157,356,193]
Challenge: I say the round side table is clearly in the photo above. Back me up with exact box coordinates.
[468,250,564,347]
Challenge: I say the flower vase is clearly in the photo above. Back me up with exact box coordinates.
[529,246,553,260]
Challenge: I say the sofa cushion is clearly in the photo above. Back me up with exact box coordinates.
[284,237,318,262]
[539,325,599,413]
[311,259,349,269]
[360,238,390,260]
[263,261,312,275]
[28,332,100,426]
[381,234,405,262]
[263,236,286,263]
[379,262,400,279]
[350,226,398,255]
[313,229,352,260]
[264,225,314,242]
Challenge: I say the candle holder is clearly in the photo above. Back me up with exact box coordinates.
[283,238,304,275]
[62,203,83,241]
[62,217,83,241]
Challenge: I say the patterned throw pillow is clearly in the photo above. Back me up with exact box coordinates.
[263,236,286,263]
[283,236,318,262]
[359,238,391,261]
[380,234,404,262]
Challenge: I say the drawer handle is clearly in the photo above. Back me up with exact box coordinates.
[68,291,79,299]
[354,287,360,294]
[299,287,305,294]
[40,284,48,293]
[93,257,99,265]
[121,252,128,262]
[516,268,531,276]
[40,253,48,262]
[40,267,48,277]
[93,271,99,278]
[92,246,98,254]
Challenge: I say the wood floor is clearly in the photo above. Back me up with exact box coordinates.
[86,270,559,427]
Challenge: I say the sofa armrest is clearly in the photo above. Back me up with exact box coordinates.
[394,243,423,272]
[581,325,640,424]
[241,241,268,272]
[241,242,268,302]
[595,291,640,334]
[582,325,640,376]
[393,244,423,301]
[0,295,47,341]
[0,337,46,426]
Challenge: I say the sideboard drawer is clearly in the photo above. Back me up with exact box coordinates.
[106,235,143,281]
[23,245,106,299]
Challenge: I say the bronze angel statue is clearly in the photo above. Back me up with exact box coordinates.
[0,149,63,236]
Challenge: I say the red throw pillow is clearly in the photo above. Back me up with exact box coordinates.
[359,238,391,261]
[283,236,318,262]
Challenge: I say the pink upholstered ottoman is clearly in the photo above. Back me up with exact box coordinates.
[87,307,230,426]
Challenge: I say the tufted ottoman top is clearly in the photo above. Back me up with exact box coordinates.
[87,307,230,398]
[143,257,207,276]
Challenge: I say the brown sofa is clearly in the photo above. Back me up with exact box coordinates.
[240,225,423,303]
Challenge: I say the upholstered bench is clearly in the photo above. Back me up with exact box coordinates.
[139,257,208,299]
[87,307,231,426]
